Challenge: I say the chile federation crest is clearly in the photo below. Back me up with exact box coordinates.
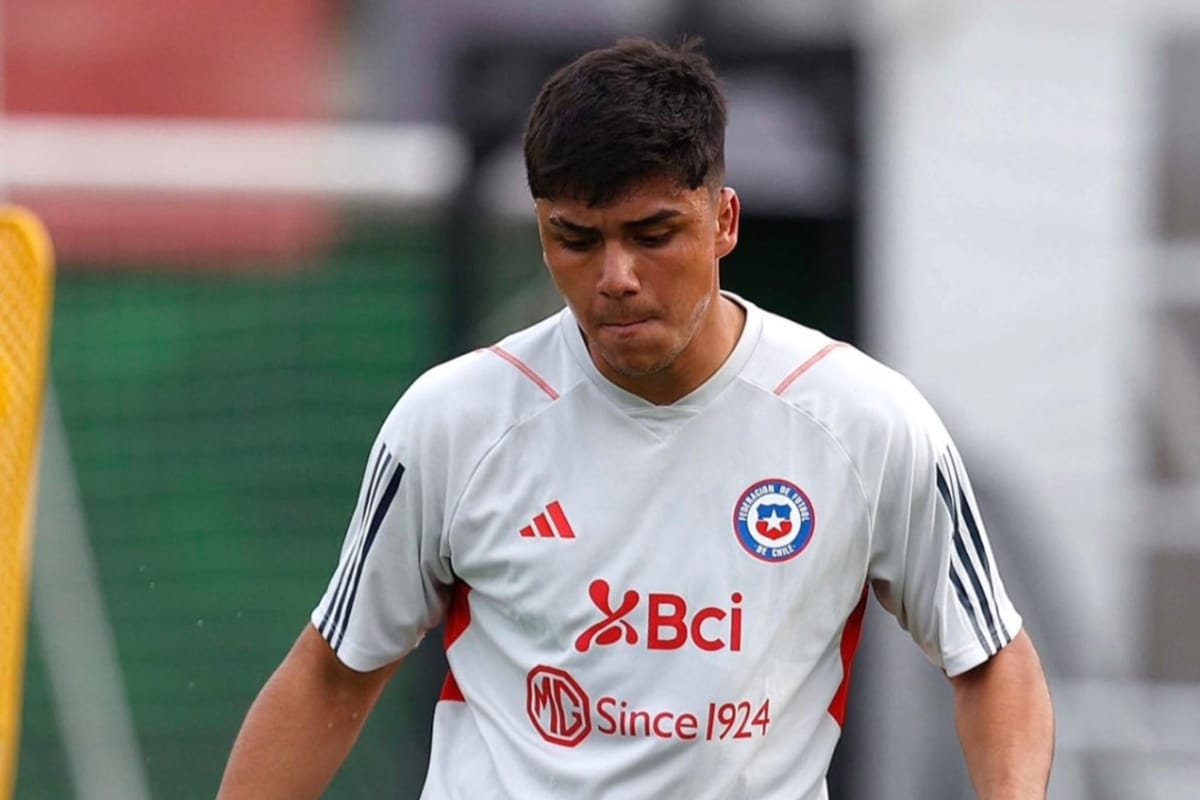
[733,478,815,563]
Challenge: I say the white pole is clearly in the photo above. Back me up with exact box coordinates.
[33,392,152,800]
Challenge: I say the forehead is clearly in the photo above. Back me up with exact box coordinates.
[536,178,712,224]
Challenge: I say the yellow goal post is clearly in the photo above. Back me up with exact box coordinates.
[0,207,54,799]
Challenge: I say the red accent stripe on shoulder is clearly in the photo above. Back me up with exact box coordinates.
[439,669,465,702]
[773,342,846,396]
[488,345,559,400]
[828,585,869,727]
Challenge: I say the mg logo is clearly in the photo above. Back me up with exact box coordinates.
[526,665,592,747]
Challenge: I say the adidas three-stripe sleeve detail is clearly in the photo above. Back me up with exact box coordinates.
[936,457,1012,658]
[317,444,406,652]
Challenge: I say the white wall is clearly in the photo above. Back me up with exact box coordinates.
[853,2,1198,797]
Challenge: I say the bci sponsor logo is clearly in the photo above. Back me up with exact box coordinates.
[574,579,743,653]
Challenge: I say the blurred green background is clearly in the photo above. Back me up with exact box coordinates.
[19,224,457,799]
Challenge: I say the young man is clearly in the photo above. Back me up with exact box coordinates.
[219,38,1053,799]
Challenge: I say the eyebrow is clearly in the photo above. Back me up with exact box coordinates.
[547,209,684,235]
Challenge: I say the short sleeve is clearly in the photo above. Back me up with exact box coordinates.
[310,387,454,672]
[868,382,1023,677]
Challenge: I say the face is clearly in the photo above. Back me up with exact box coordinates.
[535,177,740,402]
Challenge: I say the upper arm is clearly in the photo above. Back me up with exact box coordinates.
[947,629,1055,796]
[310,381,456,672]
[216,623,402,799]
[868,378,1023,677]
[948,628,1038,692]
[283,623,402,705]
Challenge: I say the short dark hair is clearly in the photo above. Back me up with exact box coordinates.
[523,36,727,206]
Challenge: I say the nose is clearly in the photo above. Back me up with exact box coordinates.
[597,244,640,298]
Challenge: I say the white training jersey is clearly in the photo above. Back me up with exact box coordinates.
[311,294,1022,800]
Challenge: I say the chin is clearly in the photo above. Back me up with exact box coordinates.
[591,326,688,379]
[599,347,676,378]
[606,361,665,379]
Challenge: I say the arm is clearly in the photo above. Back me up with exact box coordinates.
[950,629,1054,799]
[217,623,401,800]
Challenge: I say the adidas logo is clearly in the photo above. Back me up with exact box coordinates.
[520,501,576,539]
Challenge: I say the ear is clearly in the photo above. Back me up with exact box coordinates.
[714,187,740,260]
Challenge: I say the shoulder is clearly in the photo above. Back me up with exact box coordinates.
[378,309,583,457]
[741,305,942,456]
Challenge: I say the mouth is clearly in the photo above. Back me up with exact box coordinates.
[599,319,651,334]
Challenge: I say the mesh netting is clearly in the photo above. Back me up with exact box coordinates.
[10,214,518,799]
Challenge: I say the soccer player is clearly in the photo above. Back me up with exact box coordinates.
[218,37,1054,799]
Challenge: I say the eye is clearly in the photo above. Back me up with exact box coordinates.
[552,232,600,251]
[558,237,596,252]
[635,232,673,248]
